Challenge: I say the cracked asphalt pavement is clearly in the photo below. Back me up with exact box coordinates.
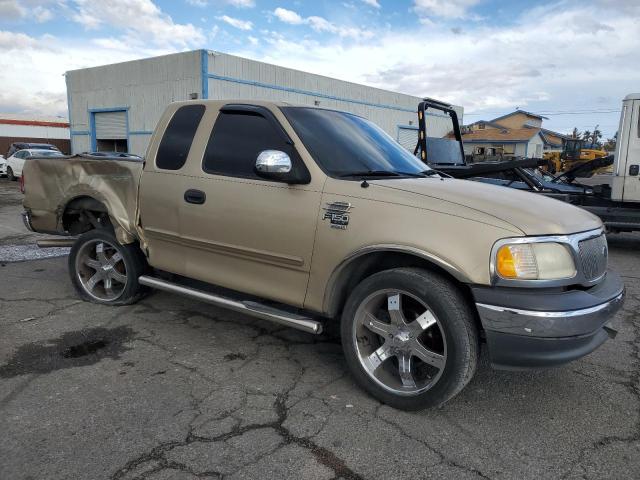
[1,178,639,479]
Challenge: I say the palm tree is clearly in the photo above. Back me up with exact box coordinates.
[571,127,581,139]
[591,125,602,146]
[582,130,591,143]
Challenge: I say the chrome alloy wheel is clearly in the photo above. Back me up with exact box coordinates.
[75,239,128,301]
[353,289,447,395]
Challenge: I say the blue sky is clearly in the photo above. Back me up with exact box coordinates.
[1,0,638,137]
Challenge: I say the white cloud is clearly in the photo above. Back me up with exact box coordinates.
[228,0,254,7]
[217,14,253,30]
[413,0,480,19]
[0,0,54,23]
[186,0,208,6]
[71,0,205,48]
[273,7,304,24]
[361,0,381,8]
[272,7,372,39]
[243,1,638,135]
[0,0,25,18]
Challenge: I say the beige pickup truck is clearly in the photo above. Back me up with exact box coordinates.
[22,100,624,410]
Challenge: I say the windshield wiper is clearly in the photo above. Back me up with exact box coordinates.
[339,170,427,178]
[339,170,401,178]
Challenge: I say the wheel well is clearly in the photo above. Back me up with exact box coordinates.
[326,251,481,331]
[62,196,112,235]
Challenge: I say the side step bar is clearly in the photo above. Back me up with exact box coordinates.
[37,238,76,248]
[138,275,323,335]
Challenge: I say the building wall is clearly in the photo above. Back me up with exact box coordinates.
[0,123,69,140]
[67,49,463,156]
[67,50,202,154]
[526,133,545,157]
[204,50,461,143]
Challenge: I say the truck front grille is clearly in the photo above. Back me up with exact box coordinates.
[578,234,608,281]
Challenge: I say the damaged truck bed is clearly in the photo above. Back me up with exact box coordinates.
[22,154,143,245]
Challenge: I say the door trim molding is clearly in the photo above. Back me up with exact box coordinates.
[144,228,305,268]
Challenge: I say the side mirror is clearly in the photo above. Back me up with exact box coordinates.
[255,150,293,181]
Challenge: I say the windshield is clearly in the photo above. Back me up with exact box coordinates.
[525,168,554,182]
[31,150,64,157]
[281,107,430,178]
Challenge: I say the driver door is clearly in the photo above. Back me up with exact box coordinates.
[179,106,322,307]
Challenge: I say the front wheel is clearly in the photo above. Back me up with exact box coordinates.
[341,268,479,410]
[7,167,16,181]
[68,229,147,305]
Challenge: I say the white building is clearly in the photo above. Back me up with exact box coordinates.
[0,113,70,156]
[66,50,462,156]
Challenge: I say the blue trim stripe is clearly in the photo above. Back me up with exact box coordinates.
[205,72,422,114]
[71,130,90,136]
[129,130,153,135]
[201,50,209,100]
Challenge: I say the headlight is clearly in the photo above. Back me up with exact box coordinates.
[495,242,576,280]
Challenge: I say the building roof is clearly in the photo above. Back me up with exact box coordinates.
[490,109,548,122]
[460,127,541,142]
[469,120,504,129]
[0,113,69,128]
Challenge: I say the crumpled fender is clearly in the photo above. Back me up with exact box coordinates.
[23,155,143,244]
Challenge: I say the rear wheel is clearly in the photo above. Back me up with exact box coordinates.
[7,167,16,181]
[69,229,147,305]
[341,268,479,410]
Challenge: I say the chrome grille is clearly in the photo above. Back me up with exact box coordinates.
[578,234,608,281]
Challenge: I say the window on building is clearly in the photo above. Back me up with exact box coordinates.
[478,123,485,129]
[156,104,205,170]
[202,110,297,180]
[475,147,485,155]
[503,144,515,154]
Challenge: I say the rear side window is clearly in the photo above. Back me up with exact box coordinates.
[202,111,294,179]
[156,104,205,170]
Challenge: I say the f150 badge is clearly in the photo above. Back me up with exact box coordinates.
[323,201,352,230]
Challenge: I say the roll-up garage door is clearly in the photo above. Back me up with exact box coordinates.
[94,111,127,140]
[397,126,418,153]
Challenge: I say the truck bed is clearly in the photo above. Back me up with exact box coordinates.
[22,154,143,242]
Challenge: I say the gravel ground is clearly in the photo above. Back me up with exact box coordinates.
[1,177,639,480]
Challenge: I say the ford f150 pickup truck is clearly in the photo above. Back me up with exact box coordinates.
[21,100,625,410]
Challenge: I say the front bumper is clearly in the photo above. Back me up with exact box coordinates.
[473,271,625,370]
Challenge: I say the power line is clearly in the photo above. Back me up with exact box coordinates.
[465,109,620,116]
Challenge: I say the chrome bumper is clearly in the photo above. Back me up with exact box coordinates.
[476,291,624,338]
[473,272,625,369]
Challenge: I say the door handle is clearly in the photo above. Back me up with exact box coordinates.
[184,189,206,204]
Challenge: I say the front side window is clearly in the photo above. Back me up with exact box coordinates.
[156,104,205,170]
[281,107,431,178]
[202,110,297,179]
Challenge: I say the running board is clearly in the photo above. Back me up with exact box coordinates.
[137,275,323,335]
[37,238,76,248]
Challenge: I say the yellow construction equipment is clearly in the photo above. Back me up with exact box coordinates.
[544,139,609,173]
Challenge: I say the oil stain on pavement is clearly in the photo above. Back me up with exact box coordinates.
[0,326,135,378]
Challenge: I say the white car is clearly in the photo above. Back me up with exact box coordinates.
[0,155,6,177]
[6,148,64,181]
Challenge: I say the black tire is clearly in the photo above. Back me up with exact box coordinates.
[68,229,148,306]
[7,167,16,181]
[341,268,479,410]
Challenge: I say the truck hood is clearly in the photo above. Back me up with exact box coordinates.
[371,178,602,236]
